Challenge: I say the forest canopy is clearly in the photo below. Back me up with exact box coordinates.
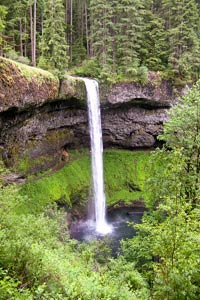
[0,0,200,82]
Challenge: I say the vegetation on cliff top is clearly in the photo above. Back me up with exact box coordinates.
[1,0,200,83]
[0,56,58,84]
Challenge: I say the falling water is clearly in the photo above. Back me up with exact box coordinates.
[83,78,112,234]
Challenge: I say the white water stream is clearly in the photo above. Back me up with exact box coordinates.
[83,78,112,234]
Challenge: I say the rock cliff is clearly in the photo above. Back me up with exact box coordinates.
[0,58,186,174]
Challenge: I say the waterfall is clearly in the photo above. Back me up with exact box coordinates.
[83,78,111,234]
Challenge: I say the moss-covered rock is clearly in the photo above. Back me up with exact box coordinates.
[0,58,188,176]
[59,75,87,104]
[100,75,187,108]
[19,150,153,214]
[0,57,59,111]
[16,128,75,174]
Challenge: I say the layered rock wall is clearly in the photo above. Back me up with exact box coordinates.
[0,58,187,174]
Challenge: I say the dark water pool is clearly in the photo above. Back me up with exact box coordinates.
[70,207,144,254]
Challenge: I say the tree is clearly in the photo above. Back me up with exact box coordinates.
[38,0,69,75]
[30,0,37,66]
[122,81,200,299]
[162,0,200,80]
[0,5,7,55]
[89,0,114,70]
[116,0,145,76]
[142,0,168,71]
[159,81,200,204]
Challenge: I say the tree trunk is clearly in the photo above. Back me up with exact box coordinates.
[70,0,73,62]
[65,0,68,45]
[33,0,37,66]
[30,4,33,65]
[41,12,44,36]
[84,0,89,56]
[19,19,23,56]
[24,13,27,57]
[102,7,106,67]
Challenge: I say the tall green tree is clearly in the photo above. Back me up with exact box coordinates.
[89,0,114,71]
[39,0,69,75]
[142,0,168,71]
[116,0,145,76]
[158,82,200,204]
[0,5,7,55]
[163,0,200,80]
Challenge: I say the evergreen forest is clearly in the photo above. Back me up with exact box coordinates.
[0,1,200,300]
[0,0,200,82]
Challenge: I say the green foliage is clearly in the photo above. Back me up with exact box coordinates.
[159,81,200,205]
[0,167,150,300]
[4,49,30,65]
[122,81,200,299]
[123,199,200,299]
[143,1,168,71]
[163,0,200,81]
[1,0,200,82]
[0,5,7,46]
[0,268,33,300]
[71,38,87,66]
[39,0,69,77]
[72,58,101,78]
[0,5,7,32]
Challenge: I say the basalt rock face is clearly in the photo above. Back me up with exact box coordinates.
[102,106,168,148]
[100,72,185,107]
[0,102,89,174]
[100,72,188,149]
[0,58,88,174]
[0,58,186,174]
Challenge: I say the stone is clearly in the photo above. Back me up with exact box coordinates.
[0,57,59,112]
[0,58,189,174]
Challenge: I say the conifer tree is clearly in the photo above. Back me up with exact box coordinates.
[142,0,168,71]
[39,0,69,75]
[89,0,114,70]
[163,0,200,80]
[116,0,145,77]
[0,5,7,55]
[1,0,200,81]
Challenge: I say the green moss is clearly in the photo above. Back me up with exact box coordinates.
[104,150,151,205]
[18,154,55,175]
[45,128,73,143]
[13,129,74,174]
[18,150,154,214]
[0,56,58,85]
[17,154,30,173]
[15,61,58,84]
[59,74,86,101]
[19,156,91,214]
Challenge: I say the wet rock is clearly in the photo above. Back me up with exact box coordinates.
[102,106,168,148]
[0,59,189,174]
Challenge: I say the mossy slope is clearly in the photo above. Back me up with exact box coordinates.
[19,150,152,214]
